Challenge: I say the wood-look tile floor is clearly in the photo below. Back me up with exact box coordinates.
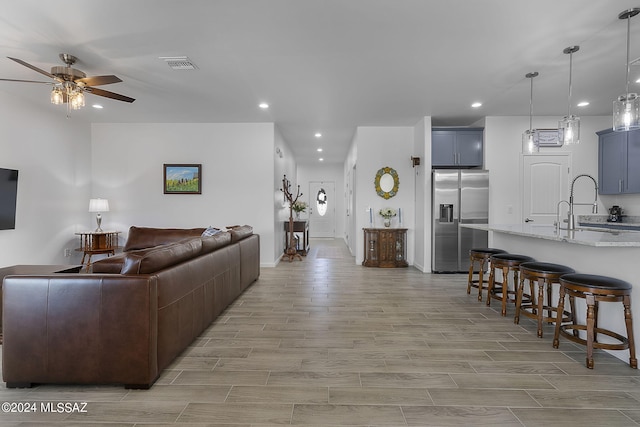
[2,238,640,426]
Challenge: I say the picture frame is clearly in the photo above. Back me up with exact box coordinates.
[534,128,562,147]
[163,164,202,194]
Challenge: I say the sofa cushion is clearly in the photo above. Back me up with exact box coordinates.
[230,225,253,243]
[91,253,127,274]
[121,238,203,274]
[201,231,232,253]
[124,226,206,252]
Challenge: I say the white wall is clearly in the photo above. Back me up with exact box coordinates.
[296,162,345,238]
[412,117,431,272]
[0,95,91,268]
[484,115,616,229]
[274,126,297,264]
[353,126,416,265]
[344,133,359,255]
[91,122,278,266]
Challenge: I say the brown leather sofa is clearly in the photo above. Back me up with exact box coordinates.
[2,225,259,389]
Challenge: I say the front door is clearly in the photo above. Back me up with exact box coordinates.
[522,154,571,224]
[309,181,335,238]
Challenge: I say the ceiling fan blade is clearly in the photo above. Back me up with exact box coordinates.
[86,86,135,103]
[0,78,52,84]
[7,57,57,80]
[76,75,122,86]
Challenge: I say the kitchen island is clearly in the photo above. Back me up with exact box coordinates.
[461,223,640,365]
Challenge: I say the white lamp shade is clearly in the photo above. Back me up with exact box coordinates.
[88,198,109,213]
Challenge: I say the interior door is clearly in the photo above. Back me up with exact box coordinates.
[309,181,335,238]
[522,154,570,224]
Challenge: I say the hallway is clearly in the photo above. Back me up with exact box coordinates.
[1,238,640,425]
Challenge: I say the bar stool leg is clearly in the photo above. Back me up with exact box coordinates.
[486,264,496,307]
[477,259,485,301]
[553,285,566,349]
[536,279,545,338]
[500,265,510,316]
[514,275,524,325]
[623,295,638,369]
[467,255,474,295]
[585,294,596,369]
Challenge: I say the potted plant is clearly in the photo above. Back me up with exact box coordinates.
[379,207,397,227]
[292,200,308,220]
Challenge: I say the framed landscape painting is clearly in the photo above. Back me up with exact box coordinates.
[163,164,202,194]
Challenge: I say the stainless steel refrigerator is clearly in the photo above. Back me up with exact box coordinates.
[432,169,489,273]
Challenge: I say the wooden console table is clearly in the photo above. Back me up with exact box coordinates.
[284,221,310,256]
[75,231,120,268]
[362,228,408,268]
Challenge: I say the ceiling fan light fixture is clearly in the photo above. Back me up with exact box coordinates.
[559,46,580,145]
[614,8,640,132]
[50,85,63,105]
[69,88,85,110]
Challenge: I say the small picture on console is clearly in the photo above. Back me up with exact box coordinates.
[163,164,201,194]
[0,167,19,230]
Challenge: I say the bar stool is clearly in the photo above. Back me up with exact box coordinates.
[515,261,575,338]
[467,248,507,301]
[553,273,637,369]
[487,253,535,316]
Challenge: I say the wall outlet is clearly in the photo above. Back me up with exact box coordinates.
[64,248,71,257]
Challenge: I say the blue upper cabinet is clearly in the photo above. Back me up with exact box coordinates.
[432,128,483,167]
[598,128,640,194]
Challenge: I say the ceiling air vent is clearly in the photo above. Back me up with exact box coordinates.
[159,56,197,70]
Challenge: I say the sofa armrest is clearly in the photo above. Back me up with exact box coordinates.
[2,274,159,389]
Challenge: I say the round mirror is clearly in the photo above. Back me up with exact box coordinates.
[374,166,399,199]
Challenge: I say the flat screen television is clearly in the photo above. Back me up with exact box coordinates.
[0,168,19,230]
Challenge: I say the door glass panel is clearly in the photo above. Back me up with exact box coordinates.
[316,188,327,216]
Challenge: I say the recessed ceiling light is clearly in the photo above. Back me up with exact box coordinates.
[92,104,103,109]
[317,148,323,152]
[577,101,590,107]
[315,132,322,138]
[319,158,324,162]
[471,102,482,108]
[258,102,269,109]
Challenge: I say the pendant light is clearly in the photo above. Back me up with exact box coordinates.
[613,8,640,132]
[522,72,539,154]
[559,46,580,144]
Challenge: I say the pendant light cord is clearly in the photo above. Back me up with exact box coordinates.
[526,72,538,132]
[529,76,533,131]
[567,50,573,117]
[626,15,631,96]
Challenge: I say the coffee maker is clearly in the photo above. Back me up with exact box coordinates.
[608,205,623,222]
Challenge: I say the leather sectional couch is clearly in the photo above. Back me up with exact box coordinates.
[2,225,260,389]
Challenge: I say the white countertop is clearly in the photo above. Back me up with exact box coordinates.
[461,223,640,247]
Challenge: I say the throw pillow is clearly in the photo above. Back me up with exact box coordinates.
[202,226,221,237]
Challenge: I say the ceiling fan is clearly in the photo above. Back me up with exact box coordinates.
[0,53,135,109]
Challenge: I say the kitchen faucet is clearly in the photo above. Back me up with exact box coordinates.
[555,200,570,232]
[567,174,598,231]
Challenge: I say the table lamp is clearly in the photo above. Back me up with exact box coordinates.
[88,198,109,232]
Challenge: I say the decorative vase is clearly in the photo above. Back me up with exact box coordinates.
[295,212,300,220]
[384,218,391,227]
